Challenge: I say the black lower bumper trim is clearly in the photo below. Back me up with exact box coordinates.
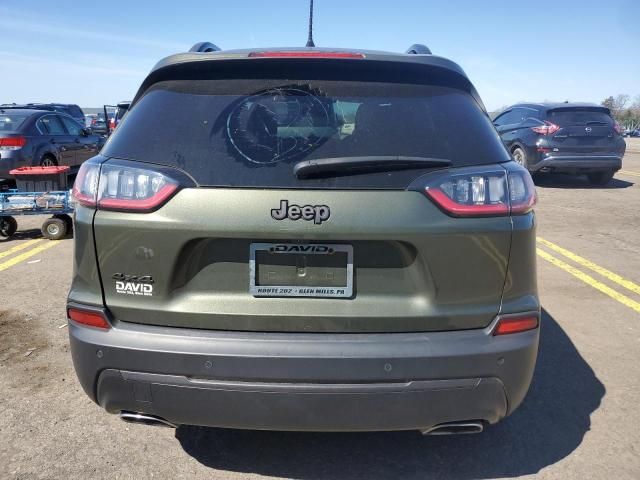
[98,369,508,432]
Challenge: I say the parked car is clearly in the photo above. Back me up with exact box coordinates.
[493,103,626,185]
[68,42,539,435]
[629,129,640,138]
[104,101,131,134]
[0,108,103,182]
[84,113,108,136]
[0,103,86,126]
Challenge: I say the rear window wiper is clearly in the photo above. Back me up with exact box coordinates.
[294,156,452,179]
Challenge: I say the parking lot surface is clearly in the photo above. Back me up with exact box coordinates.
[1,141,640,480]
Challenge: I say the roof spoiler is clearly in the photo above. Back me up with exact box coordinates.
[406,44,432,55]
[187,41,431,56]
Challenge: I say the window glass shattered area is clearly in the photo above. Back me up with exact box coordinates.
[103,79,509,188]
[227,86,333,164]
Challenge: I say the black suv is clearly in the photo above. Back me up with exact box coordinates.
[0,103,85,127]
[493,103,626,185]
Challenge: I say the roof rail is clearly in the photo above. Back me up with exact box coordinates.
[405,44,432,55]
[189,42,221,53]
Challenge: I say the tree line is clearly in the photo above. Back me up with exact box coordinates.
[602,94,640,130]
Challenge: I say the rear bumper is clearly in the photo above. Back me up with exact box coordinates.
[69,312,539,432]
[530,155,622,173]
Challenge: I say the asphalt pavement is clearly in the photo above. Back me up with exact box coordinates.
[1,142,639,479]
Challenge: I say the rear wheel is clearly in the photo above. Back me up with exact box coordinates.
[587,171,614,186]
[41,217,67,240]
[512,147,528,169]
[0,216,18,239]
[54,214,73,234]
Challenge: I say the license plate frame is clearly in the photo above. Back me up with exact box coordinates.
[249,243,353,298]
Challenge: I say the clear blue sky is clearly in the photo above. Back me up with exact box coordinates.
[1,0,638,111]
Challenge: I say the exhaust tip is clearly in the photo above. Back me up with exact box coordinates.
[119,411,178,428]
[421,421,484,436]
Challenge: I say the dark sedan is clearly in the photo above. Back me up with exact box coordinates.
[493,103,626,185]
[0,109,103,182]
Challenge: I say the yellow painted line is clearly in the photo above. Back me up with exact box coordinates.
[0,240,60,272]
[0,239,43,260]
[538,237,640,296]
[537,248,640,314]
[619,170,640,177]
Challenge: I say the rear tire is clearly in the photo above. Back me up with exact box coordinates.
[512,147,529,169]
[0,216,18,239]
[54,214,73,234]
[41,217,67,240]
[587,171,614,186]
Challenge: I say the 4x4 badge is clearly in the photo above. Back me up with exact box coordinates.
[271,200,330,225]
[112,273,154,296]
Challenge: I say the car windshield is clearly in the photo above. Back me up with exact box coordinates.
[0,113,30,131]
[103,79,509,188]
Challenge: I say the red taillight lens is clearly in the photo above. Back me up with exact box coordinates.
[248,51,365,59]
[531,121,560,135]
[68,307,110,329]
[0,136,26,150]
[423,167,536,217]
[613,123,623,135]
[508,170,537,214]
[72,161,179,212]
[493,314,539,335]
[426,187,509,216]
[72,162,100,207]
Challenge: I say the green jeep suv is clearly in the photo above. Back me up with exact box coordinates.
[67,43,539,434]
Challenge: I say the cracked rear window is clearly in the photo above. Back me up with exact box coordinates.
[102,79,509,189]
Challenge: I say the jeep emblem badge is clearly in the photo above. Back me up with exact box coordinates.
[271,200,330,225]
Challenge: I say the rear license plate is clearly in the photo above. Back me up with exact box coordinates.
[250,243,353,298]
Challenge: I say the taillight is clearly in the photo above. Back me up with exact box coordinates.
[613,123,623,135]
[531,121,560,135]
[493,313,539,335]
[248,51,365,59]
[72,160,180,212]
[67,306,110,330]
[422,166,536,217]
[0,136,26,150]
[72,161,100,207]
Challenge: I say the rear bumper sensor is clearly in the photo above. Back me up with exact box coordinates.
[99,369,507,432]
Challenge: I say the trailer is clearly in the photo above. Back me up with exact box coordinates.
[0,166,74,240]
[0,190,74,240]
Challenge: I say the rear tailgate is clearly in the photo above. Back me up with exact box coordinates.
[546,107,623,155]
[94,59,515,333]
[93,187,512,332]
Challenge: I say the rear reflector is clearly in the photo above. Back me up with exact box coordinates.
[248,51,365,59]
[68,307,110,329]
[0,136,26,150]
[493,315,539,335]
